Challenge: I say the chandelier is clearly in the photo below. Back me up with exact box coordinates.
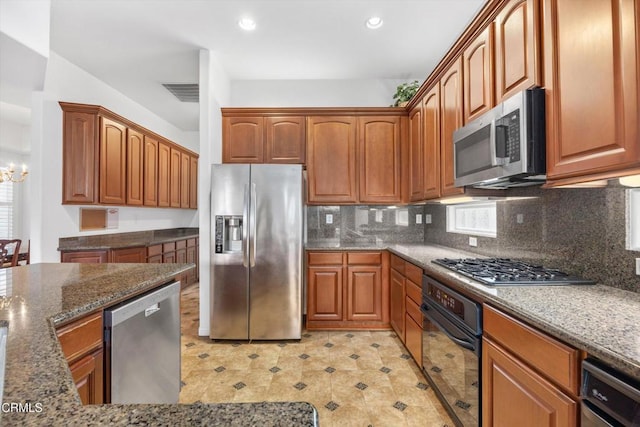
[0,163,28,183]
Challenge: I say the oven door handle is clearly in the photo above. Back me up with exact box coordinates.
[421,305,478,352]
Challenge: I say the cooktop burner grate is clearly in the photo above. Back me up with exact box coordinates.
[432,258,595,286]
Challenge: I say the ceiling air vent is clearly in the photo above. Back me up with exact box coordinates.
[162,83,199,102]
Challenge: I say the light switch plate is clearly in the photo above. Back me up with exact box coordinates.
[326,214,333,224]
[469,236,478,247]
[416,214,422,224]
[636,258,640,276]
[516,214,524,224]
[425,214,432,224]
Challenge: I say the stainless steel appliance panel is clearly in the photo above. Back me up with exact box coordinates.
[105,281,180,404]
[249,164,303,340]
[211,164,250,339]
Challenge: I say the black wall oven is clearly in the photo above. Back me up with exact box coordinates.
[421,275,482,427]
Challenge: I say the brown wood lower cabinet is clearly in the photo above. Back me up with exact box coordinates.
[61,250,108,263]
[389,254,423,364]
[482,305,581,427]
[306,251,389,329]
[109,246,146,263]
[56,312,104,405]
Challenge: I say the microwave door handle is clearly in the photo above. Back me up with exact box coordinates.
[493,123,509,166]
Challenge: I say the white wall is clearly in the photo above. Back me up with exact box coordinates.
[230,78,407,107]
[30,52,198,262]
[198,49,230,337]
[0,0,50,58]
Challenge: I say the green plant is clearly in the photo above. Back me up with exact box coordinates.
[392,80,420,106]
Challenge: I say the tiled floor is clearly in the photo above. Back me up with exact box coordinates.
[179,284,453,426]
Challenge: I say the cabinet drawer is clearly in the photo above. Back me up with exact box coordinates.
[405,279,422,306]
[484,305,581,395]
[56,312,102,364]
[406,296,422,325]
[390,254,405,274]
[405,312,422,363]
[308,252,343,265]
[405,262,423,285]
[147,244,162,257]
[347,252,381,265]
[176,239,187,250]
[163,242,176,252]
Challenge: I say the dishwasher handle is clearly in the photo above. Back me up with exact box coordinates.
[105,281,180,327]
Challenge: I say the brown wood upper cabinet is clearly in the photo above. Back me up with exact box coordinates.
[543,0,639,184]
[60,102,198,209]
[307,116,358,203]
[463,24,494,123]
[494,0,541,102]
[222,115,306,164]
[439,58,465,198]
[99,117,127,205]
[423,86,441,199]
[408,104,425,202]
[307,115,403,204]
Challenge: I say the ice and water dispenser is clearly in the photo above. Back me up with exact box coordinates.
[214,215,243,253]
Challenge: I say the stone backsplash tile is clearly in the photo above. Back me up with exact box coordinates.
[307,205,424,245]
[424,185,640,292]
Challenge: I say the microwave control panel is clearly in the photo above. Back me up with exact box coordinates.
[495,110,521,163]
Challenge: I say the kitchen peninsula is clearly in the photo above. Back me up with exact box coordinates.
[0,263,317,426]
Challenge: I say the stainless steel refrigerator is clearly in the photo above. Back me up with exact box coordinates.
[210,164,303,340]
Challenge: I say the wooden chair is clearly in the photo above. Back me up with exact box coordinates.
[0,239,21,268]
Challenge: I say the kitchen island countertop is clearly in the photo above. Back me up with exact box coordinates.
[306,241,640,381]
[0,263,317,426]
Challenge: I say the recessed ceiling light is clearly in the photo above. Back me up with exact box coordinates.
[238,17,256,31]
[365,16,383,30]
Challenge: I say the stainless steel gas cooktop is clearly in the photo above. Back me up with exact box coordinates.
[432,258,596,286]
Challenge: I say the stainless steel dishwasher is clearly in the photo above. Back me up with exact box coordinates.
[104,281,180,404]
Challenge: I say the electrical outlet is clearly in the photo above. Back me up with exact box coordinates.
[516,214,524,224]
[326,214,333,224]
[636,258,640,276]
[425,214,432,224]
[469,236,478,247]
[416,214,422,224]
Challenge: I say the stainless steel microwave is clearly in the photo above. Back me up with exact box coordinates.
[453,87,546,189]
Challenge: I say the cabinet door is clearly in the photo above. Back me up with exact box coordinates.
[189,156,198,209]
[180,151,190,208]
[495,0,541,102]
[157,141,171,207]
[70,349,104,405]
[61,250,108,263]
[110,247,146,263]
[265,116,306,163]
[358,116,402,203]
[169,147,181,207]
[346,265,383,321]
[440,58,466,197]
[543,0,639,181]
[483,338,578,427]
[143,136,159,206]
[464,25,495,122]
[99,117,127,204]
[223,116,264,163]
[126,128,144,206]
[408,105,424,202]
[390,269,405,340]
[307,116,358,203]
[62,111,98,204]
[307,265,343,321]
[423,86,441,199]
[405,310,422,363]
[186,244,197,285]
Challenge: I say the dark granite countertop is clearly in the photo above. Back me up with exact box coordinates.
[306,241,640,381]
[0,263,317,426]
[58,228,200,251]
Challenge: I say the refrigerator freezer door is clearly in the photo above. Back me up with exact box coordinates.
[211,164,250,339]
[249,164,303,340]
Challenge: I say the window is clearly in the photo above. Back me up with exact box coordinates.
[0,182,13,238]
[446,201,497,238]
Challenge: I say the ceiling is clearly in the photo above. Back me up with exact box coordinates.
[46,0,486,131]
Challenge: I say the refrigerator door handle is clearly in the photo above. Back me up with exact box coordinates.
[250,182,257,267]
[242,183,249,267]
